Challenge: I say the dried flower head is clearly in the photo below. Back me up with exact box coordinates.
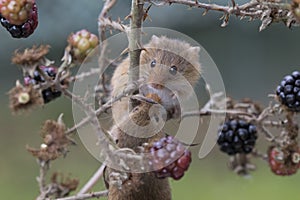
[12,45,52,76]
[8,80,43,113]
[49,172,79,198]
[27,115,75,162]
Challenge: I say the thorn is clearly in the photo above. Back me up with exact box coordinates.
[57,113,64,125]
[195,0,199,4]
[16,80,21,87]
[231,0,236,7]
[120,48,129,55]
[124,14,132,21]
[136,42,143,50]
[119,22,125,30]
[202,9,208,16]
[143,4,152,21]
[221,14,230,27]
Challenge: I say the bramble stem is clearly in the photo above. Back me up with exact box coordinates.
[128,0,144,85]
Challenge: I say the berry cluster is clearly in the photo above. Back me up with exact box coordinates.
[276,71,300,112]
[24,66,61,103]
[217,119,258,155]
[67,29,99,62]
[0,0,38,38]
[148,135,192,180]
[268,146,300,176]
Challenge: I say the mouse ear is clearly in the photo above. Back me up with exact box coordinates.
[181,46,200,59]
[150,35,160,43]
[188,46,201,54]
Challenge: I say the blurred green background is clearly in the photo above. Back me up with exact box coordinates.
[1,0,300,199]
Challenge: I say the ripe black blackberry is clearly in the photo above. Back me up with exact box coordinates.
[0,2,38,38]
[276,71,300,112]
[148,135,192,180]
[24,66,61,103]
[217,119,258,155]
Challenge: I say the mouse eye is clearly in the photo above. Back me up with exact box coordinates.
[150,60,156,68]
[169,65,177,75]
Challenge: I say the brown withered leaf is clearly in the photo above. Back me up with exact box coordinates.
[49,172,79,198]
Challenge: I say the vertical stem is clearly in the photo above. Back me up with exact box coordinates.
[128,0,144,84]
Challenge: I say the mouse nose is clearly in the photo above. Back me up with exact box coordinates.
[151,83,163,89]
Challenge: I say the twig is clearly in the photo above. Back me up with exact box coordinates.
[78,163,106,195]
[99,17,128,32]
[98,0,128,33]
[56,190,108,200]
[182,108,253,119]
[69,68,101,82]
[65,78,144,135]
[36,161,49,200]
[60,87,118,152]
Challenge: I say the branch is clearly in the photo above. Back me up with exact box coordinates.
[98,0,128,34]
[56,190,108,200]
[147,0,299,30]
[36,161,49,200]
[65,78,144,135]
[128,0,144,84]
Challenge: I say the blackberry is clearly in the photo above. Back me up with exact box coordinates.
[276,71,300,112]
[0,1,38,38]
[268,146,300,176]
[148,135,192,180]
[217,119,258,155]
[42,88,61,104]
[24,66,61,103]
[67,29,99,62]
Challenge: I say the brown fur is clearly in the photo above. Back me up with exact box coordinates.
[110,35,201,124]
[107,36,201,200]
[107,102,171,200]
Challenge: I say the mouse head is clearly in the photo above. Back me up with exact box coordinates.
[139,35,201,118]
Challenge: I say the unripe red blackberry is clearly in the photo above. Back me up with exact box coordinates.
[23,66,61,103]
[148,135,192,180]
[268,146,300,176]
[276,71,300,112]
[0,0,35,25]
[0,1,38,38]
[217,119,258,155]
[67,29,99,62]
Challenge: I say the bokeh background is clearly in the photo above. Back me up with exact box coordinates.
[1,0,300,199]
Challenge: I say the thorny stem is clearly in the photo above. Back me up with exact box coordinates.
[146,0,298,30]
[56,190,108,200]
[98,0,128,33]
[98,0,118,99]
[128,0,144,84]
